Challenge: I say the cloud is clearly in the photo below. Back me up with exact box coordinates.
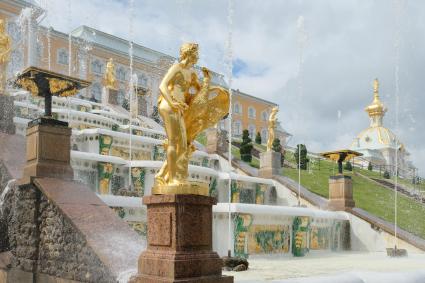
[37,0,425,175]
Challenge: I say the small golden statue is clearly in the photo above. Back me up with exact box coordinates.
[104,58,116,89]
[154,43,229,195]
[0,19,11,93]
[266,106,279,151]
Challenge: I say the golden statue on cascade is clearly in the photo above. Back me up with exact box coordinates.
[266,106,278,151]
[0,19,11,93]
[104,58,117,90]
[153,43,230,195]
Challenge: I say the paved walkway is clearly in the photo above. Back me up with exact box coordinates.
[224,252,425,282]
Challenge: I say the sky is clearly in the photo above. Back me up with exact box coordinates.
[37,0,425,175]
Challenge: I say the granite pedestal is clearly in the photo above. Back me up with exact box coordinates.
[20,118,73,185]
[0,95,15,134]
[328,175,355,211]
[131,194,233,283]
[258,151,281,178]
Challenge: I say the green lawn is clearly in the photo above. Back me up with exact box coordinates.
[228,139,425,239]
[283,163,425,239]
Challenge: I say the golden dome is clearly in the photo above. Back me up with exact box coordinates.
[365,78,386,117]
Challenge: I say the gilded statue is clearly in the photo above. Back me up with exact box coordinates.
[266,106,278,151]
[154,43,229,194]
[104,58,116,89]
[0,19,11,93]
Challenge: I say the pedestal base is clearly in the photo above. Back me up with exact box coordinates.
[328,175,355,211]
[20,118,73,184]
[258,151,281,178]
[131,194,233,283]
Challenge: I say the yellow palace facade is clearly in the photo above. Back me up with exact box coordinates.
[1,0,290,145]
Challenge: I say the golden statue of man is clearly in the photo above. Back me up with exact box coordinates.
[266,106,279,151]
[104,58,116,89]
[154,43,229,193]
[0,19,11,93]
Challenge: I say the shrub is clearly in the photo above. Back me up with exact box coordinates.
[272,138,282,153]
[240,129,253,162]
[294,144,309,170]
[344,161,353,171]
[368,162,373,171]
[255,132,262,144]
[383,170,390,179]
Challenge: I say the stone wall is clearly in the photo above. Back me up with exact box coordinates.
[37,193,115,282]
[0,182,118,282]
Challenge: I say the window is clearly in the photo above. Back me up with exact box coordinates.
[248,124,256,139]
[261,128,268,143]
[248,107,256,119]
[262,110,268,121]
[91,59,103,74]
[90,83,102,102]
[57,48,69,65]
[138,73,148,87]
[233,121,242,136]
[117,67,126,81]
[233,102,241,114]
[117,89,126,106]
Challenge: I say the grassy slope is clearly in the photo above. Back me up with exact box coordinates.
[237,145,425,239]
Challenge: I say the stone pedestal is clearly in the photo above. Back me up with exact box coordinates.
[206,128,227,154]
[102,88,118,106]
[131,194,233,283]
[328,175,355,211]
[0,95,15,134]
[258,151,281,178]
[20,118,73,185]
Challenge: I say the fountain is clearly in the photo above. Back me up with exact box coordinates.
[0,1,424,282]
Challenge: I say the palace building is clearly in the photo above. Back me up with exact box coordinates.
[0,0,290,145]
[350,79,415,177]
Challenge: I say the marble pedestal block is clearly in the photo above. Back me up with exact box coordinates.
[328,175,355,211]
[258,151,281,178]
[0,95,16,134]
[20,118,73,184]
[131,194,233,283]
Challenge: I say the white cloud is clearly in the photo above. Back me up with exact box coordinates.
[37,0,425,175]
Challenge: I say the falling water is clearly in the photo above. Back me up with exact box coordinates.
[67,0,72,123]
[47,26,52,70]
[225,0,234,257]
[128,0,135,189]
[0,179,15,213]
[296,15,307,206]
[392,0,406,250]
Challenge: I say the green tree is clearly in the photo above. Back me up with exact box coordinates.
[240,129,253,162]
[272,138,282,153]
[122,98,129,111]
[368,162,373,171]
[294,144,309,170]
[344,161,353,171]
[255,132,262,144]
[383,170,390,179]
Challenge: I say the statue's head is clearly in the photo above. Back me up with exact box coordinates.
[179,43,199,66]
[272,106,278,113]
